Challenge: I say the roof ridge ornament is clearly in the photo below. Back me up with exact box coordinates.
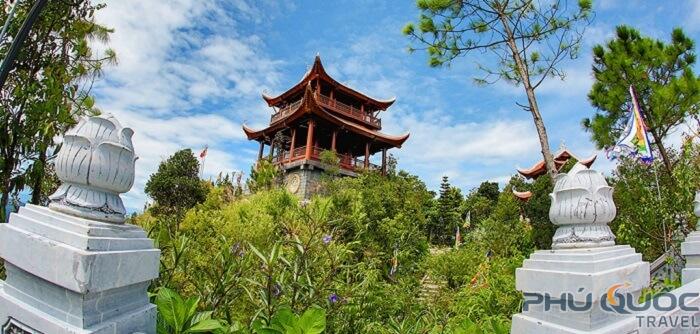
[49,113,137,223]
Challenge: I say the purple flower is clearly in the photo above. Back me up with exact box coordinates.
[322,234,332,244]
[328,293,339,303]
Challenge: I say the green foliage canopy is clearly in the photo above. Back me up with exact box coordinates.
[585,26,700,173]
[427,176,464,245]
[0,0,115,221]
[145,149,207,215]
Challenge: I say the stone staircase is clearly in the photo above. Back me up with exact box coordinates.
[419,247,449,301]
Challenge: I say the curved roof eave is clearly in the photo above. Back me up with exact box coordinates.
[517,151,598,179]
[262,55,396,109]
[322,109,409,147]
[512,189,533,201]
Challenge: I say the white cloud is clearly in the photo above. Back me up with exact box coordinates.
[379,107,541,191]
[92,0,286,210]
[686,0,700,32]
[393,115,540,162]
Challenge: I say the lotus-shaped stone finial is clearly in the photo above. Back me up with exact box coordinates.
[49,114,136,223]
[550,163,616,249]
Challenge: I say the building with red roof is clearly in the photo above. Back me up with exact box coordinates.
[243,55,409,197]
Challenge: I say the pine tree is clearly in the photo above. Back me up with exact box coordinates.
[428,176,464,245]
[585,26,700,174]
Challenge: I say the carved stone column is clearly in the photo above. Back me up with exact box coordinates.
[681,191,700,284]
[511,163,649,334]
[0,115,160,334]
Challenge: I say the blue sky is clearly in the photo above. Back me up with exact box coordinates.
[92,0,700,211]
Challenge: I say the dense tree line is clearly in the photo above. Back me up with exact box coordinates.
[0,0,115,222]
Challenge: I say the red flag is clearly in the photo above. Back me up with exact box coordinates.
[199,146,208,159]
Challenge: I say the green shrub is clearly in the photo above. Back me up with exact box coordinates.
[423,245,484,289]
[155,287,224,334]
[611,143,700,261]
[145,149,208,216]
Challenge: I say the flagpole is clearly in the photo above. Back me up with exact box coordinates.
[653,163,668,253]
[629,85,667,252]
[199,145,208,179]
[200,155,205,179]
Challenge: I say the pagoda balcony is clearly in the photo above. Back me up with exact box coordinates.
[270,99,303,123]
[269,94,381,128]
[315,93,381,128]
[271,145,381,171]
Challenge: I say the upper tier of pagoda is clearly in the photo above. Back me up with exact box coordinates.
[262,55,396,115]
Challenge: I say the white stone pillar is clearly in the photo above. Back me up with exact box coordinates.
[681,191,700,285]
[511,163,649,334]
[0,115,160,334]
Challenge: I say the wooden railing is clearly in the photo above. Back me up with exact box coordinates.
[272,146,380,171]
[268,93,382,128]
[315,93,381,128]
[270,99,303,123]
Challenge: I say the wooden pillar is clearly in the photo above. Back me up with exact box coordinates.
[268,140,275,160]
[331,130,337,152]
[381,148,387,175]
[364,142,370,169]
[288,128,297,163]
[258,141,264,161]
[330,89,335,106]
[305,119,315,160]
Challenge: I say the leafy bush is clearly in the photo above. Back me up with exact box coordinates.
[155,287,224,334]
[447,256,524,329]
[324,170,432,276]
[247,159,280,193]
[145,149,207,216]
[611,143,700,261]
[423,245,484,289]
[252,306,326,334]
[137,169,437,334]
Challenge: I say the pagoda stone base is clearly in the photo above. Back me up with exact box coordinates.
[284,165,323,200]
[512,245,649,334]
[0,204,160,334]
[681,231,700,285]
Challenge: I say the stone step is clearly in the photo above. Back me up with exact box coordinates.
[19,205,147,239]
[9,212,154,252]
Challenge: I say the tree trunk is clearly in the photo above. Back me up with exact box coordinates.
[498,14,557,182]
[523,85,557,181]
[649,128,674,175]
[29,147,47,205]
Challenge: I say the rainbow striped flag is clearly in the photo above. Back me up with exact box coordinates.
[607,85,654,163]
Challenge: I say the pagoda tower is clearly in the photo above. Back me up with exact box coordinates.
[243,56,409,198]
